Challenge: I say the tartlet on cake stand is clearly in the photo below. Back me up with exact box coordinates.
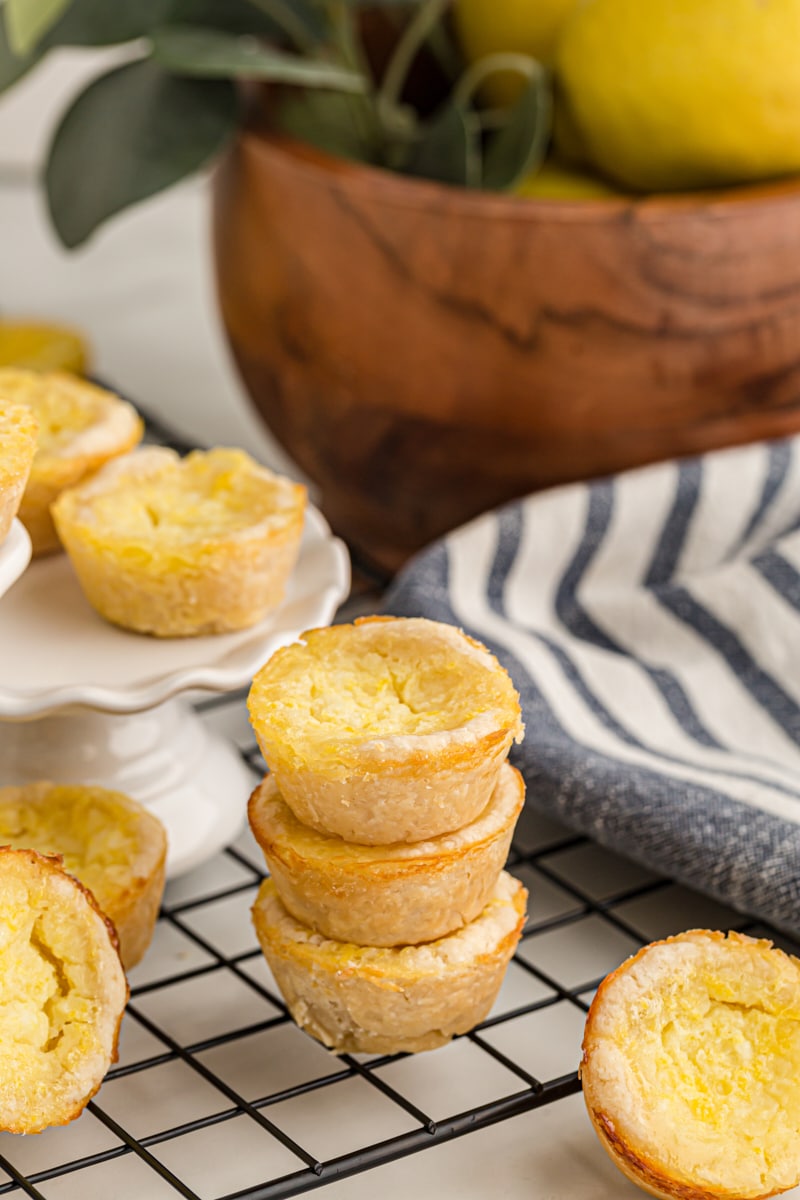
[0,506,350,877]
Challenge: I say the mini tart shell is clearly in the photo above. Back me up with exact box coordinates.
[0,369,143,556]
[0,401,38,546]
[0,846,127,1134]
[248,762,525,946]
[0,782,167,970]
[580,929,800,1200]
[51,445,307,637]
[248,616,524,844]
[252,871,527,1055]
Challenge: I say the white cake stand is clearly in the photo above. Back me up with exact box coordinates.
[0,506,350,877]
[0,519,32,601]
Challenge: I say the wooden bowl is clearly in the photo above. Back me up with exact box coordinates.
[213,131,800,574]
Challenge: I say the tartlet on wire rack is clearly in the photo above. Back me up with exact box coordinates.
[252,870,526,1055]
[52,445,307,637]
[248,761,525,946]
[0,846,127,1133]
[0,781,167,969]
[581,928,800,1200]
[0,400,38,547]
[247,616,523,845]
[0,368,143,556]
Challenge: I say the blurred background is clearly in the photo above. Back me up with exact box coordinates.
[0,46,290,469]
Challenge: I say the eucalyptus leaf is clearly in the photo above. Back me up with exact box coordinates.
[246,0,328,44]
[406,98,477,186]
[274,90,372,162]
[3,0,71,55]
[151,26,365,91]
[482,71,552,191]
[42,0,173,46]
[45,58,237,248]
[164,0,285,38]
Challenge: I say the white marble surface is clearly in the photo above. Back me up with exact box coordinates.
[1,52,795,1200]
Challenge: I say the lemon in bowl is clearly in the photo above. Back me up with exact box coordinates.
[556,0,800,192]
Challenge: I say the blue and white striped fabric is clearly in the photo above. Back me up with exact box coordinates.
[384,437,800,936]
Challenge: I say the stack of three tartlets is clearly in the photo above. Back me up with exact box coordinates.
[246,616,528,1055]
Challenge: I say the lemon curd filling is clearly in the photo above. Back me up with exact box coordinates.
[250,618,521,753]
[0,785,147,899]
[585,932,800,1197]
[0,783,167,971]
[74,448,301,545]
[0,849,127,1134]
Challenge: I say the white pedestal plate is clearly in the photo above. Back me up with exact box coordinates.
[0,508,349,877]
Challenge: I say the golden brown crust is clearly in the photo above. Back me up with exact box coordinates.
[52,445,307,636]
[0,369,143,556]
[247,616,523,843]
[253,871,526,1055]
[0,782,167,969]
[0,846,128,1134]
[581,929,800,1200]
[248,762,524,946]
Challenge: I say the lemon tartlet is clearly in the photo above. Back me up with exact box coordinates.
[0,782,167,970]
[0,401,38,547]
[249,761,525,947]
[0,320,88,375]
[581,929,800,1200]
[0,369,143,556]
[0,846,127,1133]
[52,445,307,637]
[248,617,524,845]
[252,870,526,1055]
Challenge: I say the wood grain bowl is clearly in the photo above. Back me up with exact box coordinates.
[213,131,800,574]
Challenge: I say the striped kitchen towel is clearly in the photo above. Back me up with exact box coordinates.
[384,437,800,937]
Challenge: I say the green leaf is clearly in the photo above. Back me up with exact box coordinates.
[405,98,478,186]
[3,0,71,55]
[44,57,237,248]
[151,26,365,91]
[482,71,552,191]
[163,0,286,38]
[43,0,173,46]
[274,90,372,162]
[245,0,329,45]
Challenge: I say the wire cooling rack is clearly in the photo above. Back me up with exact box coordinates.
[1,679,788,1200]
[2,412,794,1199]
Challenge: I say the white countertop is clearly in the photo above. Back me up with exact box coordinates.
[1,53,795,1200]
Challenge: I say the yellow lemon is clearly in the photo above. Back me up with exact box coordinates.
[556,0,800,192]
[0,321,89,374]
[453,0,580,106]
[514,157,625,200]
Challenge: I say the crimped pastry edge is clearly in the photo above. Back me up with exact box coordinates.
[580,929,800,1200]
[248,762,525,945]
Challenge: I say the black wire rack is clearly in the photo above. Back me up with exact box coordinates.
[1,412,793,1199]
